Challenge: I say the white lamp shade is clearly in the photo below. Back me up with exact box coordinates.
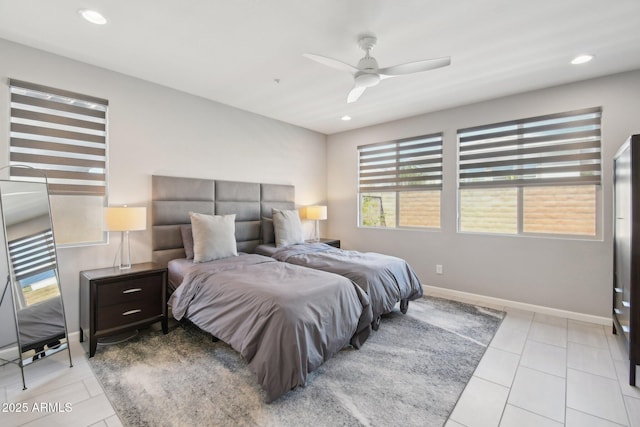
[104,207,147,231]
[306,205,327,221]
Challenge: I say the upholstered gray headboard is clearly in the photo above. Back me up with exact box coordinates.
[151,175,295,267]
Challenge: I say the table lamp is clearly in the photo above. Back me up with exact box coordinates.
[104,206,146,269]
[306,205,327,242]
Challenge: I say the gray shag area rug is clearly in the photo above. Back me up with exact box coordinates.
[89,297,503,427]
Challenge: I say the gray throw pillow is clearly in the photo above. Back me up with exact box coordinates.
[180,225,194,259]
[272,208,304,248]
[189,212,238,263]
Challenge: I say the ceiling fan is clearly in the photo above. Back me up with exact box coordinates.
[303,33,451,103]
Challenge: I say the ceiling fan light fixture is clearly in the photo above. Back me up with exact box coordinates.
[341,115,352,121]
[571,54,594,65]
[354,72,380,88]
[78,9,107,25]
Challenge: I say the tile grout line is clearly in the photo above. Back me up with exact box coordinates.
[495,309,533,426]
[606,324,633,426]
[504,403,565,426]
[564,321,632,426]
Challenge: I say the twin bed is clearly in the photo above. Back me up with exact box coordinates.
[255,242,423,330]
[151,175,423,402]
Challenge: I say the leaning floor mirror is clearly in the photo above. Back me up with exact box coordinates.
[0,167,72,389]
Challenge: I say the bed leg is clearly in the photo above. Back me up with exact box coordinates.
[371,316,381,331]
[400,299,409,314]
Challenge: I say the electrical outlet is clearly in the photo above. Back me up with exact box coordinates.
[436,264,443,275]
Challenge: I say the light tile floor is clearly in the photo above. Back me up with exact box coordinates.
[448,305,639,427]
[0,303,636,426]
[0,340,122,427]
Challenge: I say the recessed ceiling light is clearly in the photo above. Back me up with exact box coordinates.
[341,115,352,121]
[571,54,594,65]
[78,9,107,25]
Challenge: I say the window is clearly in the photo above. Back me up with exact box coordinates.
[359,133,443,229]
[9,79,109,246]
[458,107,601,237]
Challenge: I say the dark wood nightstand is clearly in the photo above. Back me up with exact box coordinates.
[308,238,340,248]
[79,263,168,357]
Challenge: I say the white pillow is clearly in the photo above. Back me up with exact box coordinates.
[272,208,304,248]
[189,212,238,262]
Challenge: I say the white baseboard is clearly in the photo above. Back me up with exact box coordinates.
[0,346,17,363]
[424,285,612,326]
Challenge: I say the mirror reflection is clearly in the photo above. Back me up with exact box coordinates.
[3,182,58,306]
[0,179,71,378]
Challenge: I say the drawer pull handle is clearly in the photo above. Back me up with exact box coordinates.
[122,288,142,294]
[623,301,631,308]
[122,309,142,316]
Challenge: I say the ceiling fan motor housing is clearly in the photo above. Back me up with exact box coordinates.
[357,56,379,71]
[355,55,381,88]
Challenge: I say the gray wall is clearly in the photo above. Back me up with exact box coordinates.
[0,38,328,345]
[327,69,640,318]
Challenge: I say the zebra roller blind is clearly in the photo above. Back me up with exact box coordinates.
[458,107,602,189]
[358,133,443,193]
[9,79,108,196]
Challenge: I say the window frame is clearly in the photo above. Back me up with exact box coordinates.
[358,133,443,230]
[456,107,602,240]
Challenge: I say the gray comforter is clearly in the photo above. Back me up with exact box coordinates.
[268,243,424,320]
[168,254,372,402]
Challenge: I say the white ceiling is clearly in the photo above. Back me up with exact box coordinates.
[1,0,639,135]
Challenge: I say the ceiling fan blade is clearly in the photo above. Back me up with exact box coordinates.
[347,86,366,103]
[303,53,359,73]
[378,56,451,76]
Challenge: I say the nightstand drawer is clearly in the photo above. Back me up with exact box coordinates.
[96,296,162,331]
[96,275,163,307]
